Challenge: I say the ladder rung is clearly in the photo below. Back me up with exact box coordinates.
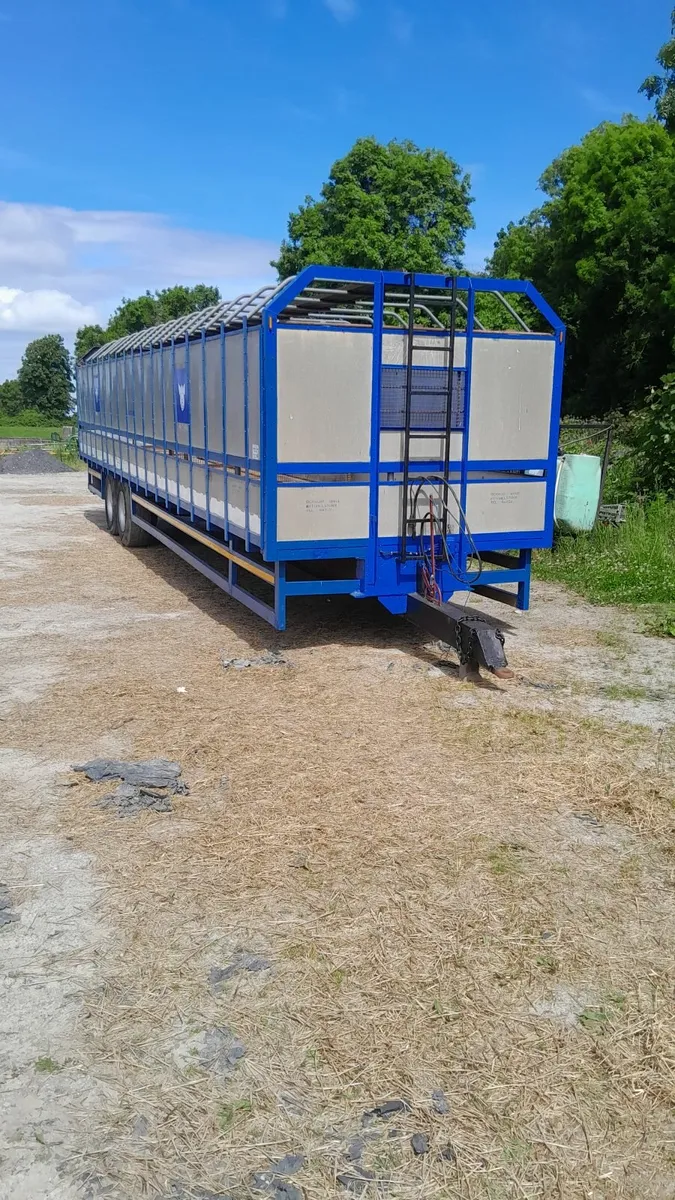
[407,430,449,437]
[407,389,451,396]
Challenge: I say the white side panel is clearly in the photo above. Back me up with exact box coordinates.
[379,431,464,463]
[225,332,246,459]
[247,328,261,459]
[468,338,555,462]
[277,328,373,464]
[277,486,369,542]
[466,481,546,533]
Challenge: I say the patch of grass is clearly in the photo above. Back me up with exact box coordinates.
[642,609,675,639]
[34,1056,60,1073]
[579,992,626,1031]
[218,1098,252,1130]
[488,842,529,877]
[600,683,667,702]
[578,1007,611,1030]
[535,497,675,611]
[596,630,628,651]
[0,424,61,439]
[535,953,559,975]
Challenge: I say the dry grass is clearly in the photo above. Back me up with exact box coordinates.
[3,514,675,1199]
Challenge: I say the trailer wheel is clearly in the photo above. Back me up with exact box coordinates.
[117,483,154,548]
[104,476,118,534]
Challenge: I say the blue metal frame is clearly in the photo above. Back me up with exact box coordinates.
[79,267,565,631]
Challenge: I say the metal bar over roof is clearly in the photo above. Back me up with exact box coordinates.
[82,272,526,361]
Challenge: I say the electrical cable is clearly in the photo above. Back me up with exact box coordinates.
[410,474,483,591]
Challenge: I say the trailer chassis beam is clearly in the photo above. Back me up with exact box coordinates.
[406,592,512,680]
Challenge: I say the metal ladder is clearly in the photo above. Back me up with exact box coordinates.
[400,272,458,561]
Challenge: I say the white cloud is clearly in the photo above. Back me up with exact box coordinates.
[0,201,276,378]
[0,288,97,333]
[323,0,357,22]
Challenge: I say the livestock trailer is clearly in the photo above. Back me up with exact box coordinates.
[78,267,565,673]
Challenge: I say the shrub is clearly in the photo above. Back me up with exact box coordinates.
[632,373,675,495]
[13,408,45,426]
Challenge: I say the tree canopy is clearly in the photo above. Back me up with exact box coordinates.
[16,335,73,421]
[0,378,24,419]
[273,137,474,279]
[490,117,675,416]
[640,6,675,132]
[75,283,221,360]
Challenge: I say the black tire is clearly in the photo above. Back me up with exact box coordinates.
[104,475,118,534]
[117,482,154,548]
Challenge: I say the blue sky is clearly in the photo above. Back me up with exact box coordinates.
[0,0,666,377]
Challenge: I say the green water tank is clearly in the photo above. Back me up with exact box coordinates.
[554,453,602,533]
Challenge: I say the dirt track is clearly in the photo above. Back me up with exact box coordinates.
[1,472,673,1200]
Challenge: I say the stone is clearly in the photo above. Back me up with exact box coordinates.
[411,1133,428,1156]
[209,954,271,992]
[74,757,182,787]
[337,1168,375,1195]
[431,1088,450,1115]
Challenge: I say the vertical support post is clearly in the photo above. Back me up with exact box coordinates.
[185,333,195,522]
[220,324,229,541]
[113,357,123,476]
[138,347,147,491]
[149,345,158,499]
[400,271,416,561]
[242,316,250,551]
[544,325,566,542]
[129,351,140,484]
[274,560,287,631]
[367,273,384,588]
[517,548,532,611]
[458,281,475,576]
[441,275,457,538]
[159,345,168,508]
[201,330,210,531]
[261,311,278,562]
[171,339,181,512]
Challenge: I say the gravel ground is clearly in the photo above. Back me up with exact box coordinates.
[0,471,673,1200]
[0,449,74,474]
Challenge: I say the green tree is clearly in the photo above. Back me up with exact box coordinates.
[273,137,474,278]
[75,284,221,360]
[17,335,73,421]
[490,118,675,415]
[640,6,675,132]
[0,378,24,419]
[74,324,107,360]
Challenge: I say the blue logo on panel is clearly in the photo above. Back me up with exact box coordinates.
[174,367,190,424]
[93,369,101,413]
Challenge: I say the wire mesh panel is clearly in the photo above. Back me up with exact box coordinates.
[380,366,466,430]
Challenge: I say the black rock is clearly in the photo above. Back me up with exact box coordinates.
[344,1140,363,1162]
[73,757,182,788]
[364,1098,410,1121]
[439,1144,457,1163]
[411,1133,428,1156]
[252,1155,305,1196]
